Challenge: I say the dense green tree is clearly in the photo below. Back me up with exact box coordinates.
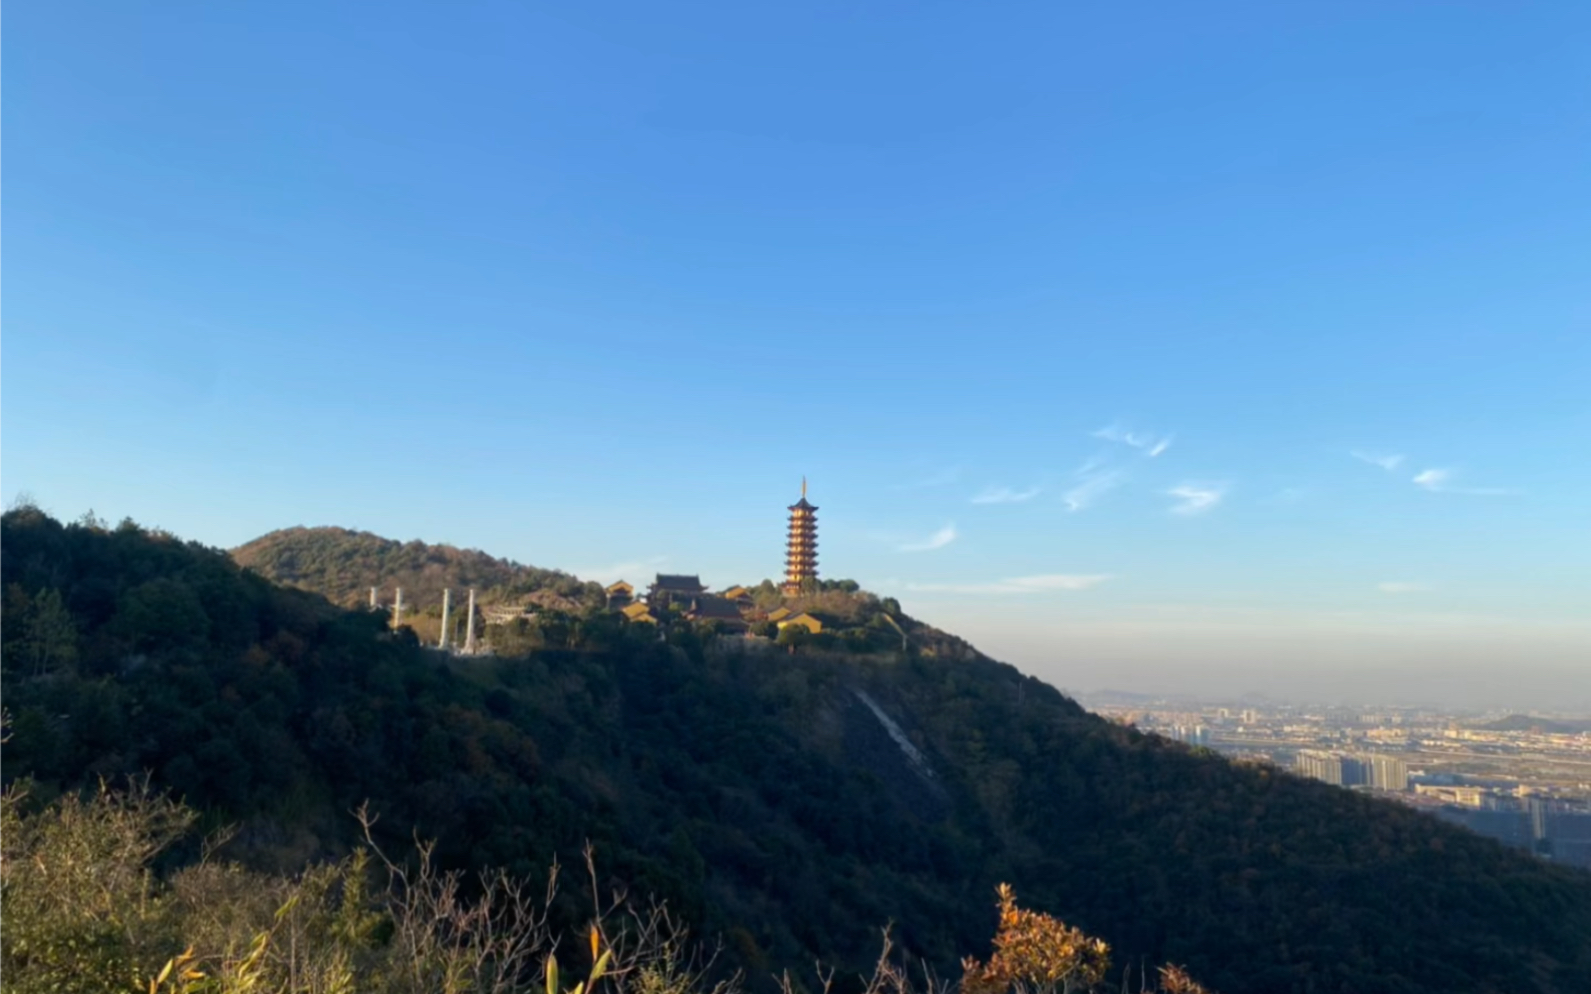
[775,624,811,652]
[3,586,79,678]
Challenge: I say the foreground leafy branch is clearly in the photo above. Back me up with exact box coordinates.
[961,885,1208,994]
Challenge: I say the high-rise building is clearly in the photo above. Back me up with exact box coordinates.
[1528,797,1549,842]
[783,479,819,595]
[1295,750,1369,787]
[1295,750,1340,784]
[1366,754,1409,791]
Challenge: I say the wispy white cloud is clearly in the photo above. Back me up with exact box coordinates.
[1351,450,1405,471]
[897,524,958,553]
[1378,582,1427,594]
[1414,467,1521,496]
[1412,468,1449,490]
[1003,573,1112,591]
[574,556,666,585]
[971,485,1041,505]
[907,573,1112,595]
[1094,423,1173,457]
[1167,482,1228,515]
[1063,469,1124,512]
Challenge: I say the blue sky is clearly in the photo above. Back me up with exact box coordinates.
[6,2,1589,708]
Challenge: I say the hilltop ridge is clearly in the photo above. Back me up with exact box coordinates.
[233,525,600,611]
[232,526,982,661]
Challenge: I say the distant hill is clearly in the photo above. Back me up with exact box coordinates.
[7,507,1591,994]
[1474,714,1591,734]
[232,525,601,612]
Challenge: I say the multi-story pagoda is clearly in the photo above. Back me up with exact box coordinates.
[783,479,819,595]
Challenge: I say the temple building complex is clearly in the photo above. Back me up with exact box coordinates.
[599,481,829,638]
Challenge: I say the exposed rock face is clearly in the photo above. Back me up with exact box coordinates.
[824,686,948,822]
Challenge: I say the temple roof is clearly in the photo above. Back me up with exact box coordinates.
[686,596,745,621]
[789,477,817,512]
[652,573,706,591]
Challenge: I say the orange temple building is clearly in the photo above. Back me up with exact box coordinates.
[783,479,819,595]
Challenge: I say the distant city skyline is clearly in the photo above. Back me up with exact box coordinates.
[6,2,1588,710]
[1090,697,1591,867]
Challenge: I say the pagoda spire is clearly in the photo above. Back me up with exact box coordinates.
[783,479,819,595]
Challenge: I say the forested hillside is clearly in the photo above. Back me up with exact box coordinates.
[5,507,1591,994]
[233,525,600,611]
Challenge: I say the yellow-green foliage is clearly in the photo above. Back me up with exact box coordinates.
[1,779,196,992]
[0,782,741,994]
[0,778,386,993]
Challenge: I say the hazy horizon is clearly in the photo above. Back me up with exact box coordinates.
[6,2,1588,712]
